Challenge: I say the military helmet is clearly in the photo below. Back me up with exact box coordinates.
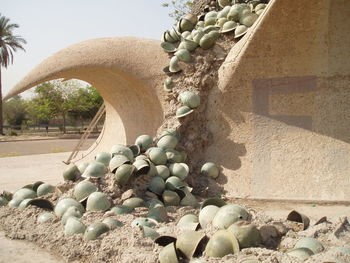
[37,212,55,224]
[61,206,83,225]
[54,197,85,218]
[176,230,207,259]
[234,25,248,38]
[148,176,166,195]
[199,205,220,228]
[13,188,37,201]
[157,134,179,150]
[36,183,55,196]
[155,165,170,180]
[179,91,201,109]
[110,144,134,161]
[131,217,157,228]
[114,164,135,186]
[201,162,220,178]
[122,197,145,209]
[73,180,98,202]
[86,192,111,212]
[228,221,262,248]
[63,164,81,181]
[162,190,180,206]
[95,152,112,166]
[205,229,240,257]
[0,196,8,207]
[239,13,258,27]
[161,42,177,53]
[176,106,194,118]
[109,155,131,173]
[294,237,324,254]
[174,49,191,63]
[135,134,153,152]
[64,217,86,236]
[102,217,123,229]
[148,147,167,165]
[82,161,108,178]
[169,163,189,180]
[212,204,250,229]
[169,56,182,73]
[165,176,185,191]
[84,222,109,241]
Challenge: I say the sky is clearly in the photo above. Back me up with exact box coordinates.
[1,0,175,97]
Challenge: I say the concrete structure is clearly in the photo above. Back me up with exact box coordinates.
[4,0,350,202]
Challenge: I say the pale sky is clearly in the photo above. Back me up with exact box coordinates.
[1,0,175,97]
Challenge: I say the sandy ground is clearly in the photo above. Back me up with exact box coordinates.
[0,232,66,263]
[0,138,95,157]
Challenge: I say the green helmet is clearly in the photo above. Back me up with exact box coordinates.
[128,144,141,157]
[201,162,219,178]
[183,39,199,52]
[18,198,33,210]
[133,159,150,175]
[239,13,258,27]
[156,165,170,180]
[199,33,216,50]
[177,214,198,227]
[165,176,185,190]
[169,56,181,73]
[181,31,191,39]
[102,217,123,229]
[148,176,166,195]
[161,42,177,53]
[141,225,160,240]
[228,221,262,248]
[114,164,135,186]
[159,243,179,263]
[200,197,227,209]
[146,199,164,209]
[54,197,85,218]
[64,217,86,236]
[204,11,218,21]
[220,21,238,33]
[199,205,220,228]
[217,5,231,18]
[174,49,191,63]
[8,198,22,208]
[205,229,240,257]
[25,199,54,211]
[122,197,145,209]
[164,77,174,92]
[95,152,112,166]
[162,190,180,206]
[157,135,179,150]
[13,188,37,201]
[109,155,131,173]
[36,183,55,196]
[63,164,81,181]
[82,161,108,178]
[216,17,228,28]
[0,196,8,207]
[2,191,12,201]
[73,180,98,202]
[147,205,168,223]
[77,162,89,174]
[286,248,314,261]
[61,206,83,225]
[86,192,111,212]
[110,205,134,215]
[110,144,134,161]
[179,91,200,109]
[165,149,183,164]
[212,204,250,229]
[294,237,324,254]
[203,25,221,34]
[204,17,216,27]
[131,217,157,228]
[234,25,248,38]
[193,30,205,44]
[135,134,153,152]
[176,106,194,119]
[180,191,199,208]
[176,230,207,259]
[255,3,267,12]
[84,222,110,241]
[148,147,167,165]
[37,212,55,223]
[178,18,196,32]
[169,163,189,180]
[111,146,132,161]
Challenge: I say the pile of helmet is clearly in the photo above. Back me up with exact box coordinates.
[158,197,263,262]
[161,0,269,75]
[0,129,220,242]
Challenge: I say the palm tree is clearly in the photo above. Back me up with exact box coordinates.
[0,14,26,135]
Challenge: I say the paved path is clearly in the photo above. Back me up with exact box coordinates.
[0,138,95,157]
[0,152,69,192]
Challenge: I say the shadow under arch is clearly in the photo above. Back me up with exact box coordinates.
[4,37,169,161]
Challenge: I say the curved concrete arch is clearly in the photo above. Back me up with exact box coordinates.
[4,37,169,160]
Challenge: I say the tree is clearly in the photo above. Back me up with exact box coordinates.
[0,14,26,135]
[162,0,194,21]
[3,95,27,128]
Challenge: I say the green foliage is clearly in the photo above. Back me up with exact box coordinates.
[162,0,194,22]
[3,95,27,126]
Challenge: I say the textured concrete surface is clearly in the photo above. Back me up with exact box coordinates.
[4,0,350,201]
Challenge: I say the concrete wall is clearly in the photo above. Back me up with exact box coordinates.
[207,0,350,201]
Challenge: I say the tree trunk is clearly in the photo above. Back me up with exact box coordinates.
[0,67,3,135]
[63,113,66,134]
